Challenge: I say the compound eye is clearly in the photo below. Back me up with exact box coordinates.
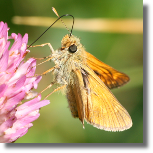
[68,44,77,53]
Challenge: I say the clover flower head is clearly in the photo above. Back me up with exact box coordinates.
[0,21,50,143]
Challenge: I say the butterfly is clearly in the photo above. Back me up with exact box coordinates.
[31,7,132,131]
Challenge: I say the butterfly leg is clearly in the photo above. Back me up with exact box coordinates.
[41,77,67,99]
[34,65,57,77]
[28,42,55,55]
[44,84,67,99]
[28,43,56,70]
[40,81,55,95]
[36,56,53,67]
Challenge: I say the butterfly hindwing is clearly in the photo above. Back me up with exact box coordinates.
[73,65,132,131]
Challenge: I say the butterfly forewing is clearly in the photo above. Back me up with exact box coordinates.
[85,51,130,89]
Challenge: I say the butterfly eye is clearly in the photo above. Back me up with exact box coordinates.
[68,44,77,53]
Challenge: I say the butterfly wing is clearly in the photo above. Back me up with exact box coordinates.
[85,51,130,89]
[66,69,87,126]
[71,65,132,131]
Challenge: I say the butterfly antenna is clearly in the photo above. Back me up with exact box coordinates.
[52,7,74,37]
[27,13,74,48]
[52,7,70,33]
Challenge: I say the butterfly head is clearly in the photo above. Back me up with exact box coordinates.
[61,34,82,54]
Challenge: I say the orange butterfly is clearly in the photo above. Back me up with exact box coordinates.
[59,34,132,131]
[33,8,132,131]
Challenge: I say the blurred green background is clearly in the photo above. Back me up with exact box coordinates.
[0,0,143,143]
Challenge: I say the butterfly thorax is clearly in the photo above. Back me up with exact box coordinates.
[51,34,87,85]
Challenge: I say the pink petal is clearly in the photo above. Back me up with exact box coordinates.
[22,33,28,45]
[0,84,7,97]
[14,113,40,129]
[0,116,16,135]
[13,75,26,90]
[16,96,50,118]
[1,91,25,113]
[0,42,10,71]
[9,33,22,52]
